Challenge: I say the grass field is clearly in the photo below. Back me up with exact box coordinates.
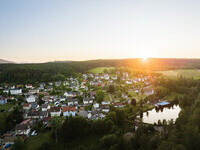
[0,103,14,111]
[156,69,200,80]
[89,67,115,73]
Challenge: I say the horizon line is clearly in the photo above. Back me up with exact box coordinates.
[2,57,200,64]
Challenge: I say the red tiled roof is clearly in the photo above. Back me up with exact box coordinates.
[62,106,75,112]
[20,119,31,125]
[113,102,124,106]
[23,103,30,107]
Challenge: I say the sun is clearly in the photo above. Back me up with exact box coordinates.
[141,55,149,62]
[142,56,148,61]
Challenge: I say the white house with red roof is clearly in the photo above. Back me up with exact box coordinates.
[62,106,76,117]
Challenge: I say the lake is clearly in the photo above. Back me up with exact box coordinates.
[142,105,181,124]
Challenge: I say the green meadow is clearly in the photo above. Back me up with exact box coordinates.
[156,69,200,80]
[89,67,115,73]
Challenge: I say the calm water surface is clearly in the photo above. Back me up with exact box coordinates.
[142,105,181,124]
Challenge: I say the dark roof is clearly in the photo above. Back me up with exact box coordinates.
[67,98,79,102]
[15,124,30,130]
[27,111,48,117]
[23,103,30,107]
[50,107,60,112]
[42,104,48,108]
[43,116,51,122]
[102,105,110,109]
[83,97,93,101]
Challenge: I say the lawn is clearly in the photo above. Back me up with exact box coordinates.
[89,67,115,73]
[0,103,14,111]
[156,69,200,80]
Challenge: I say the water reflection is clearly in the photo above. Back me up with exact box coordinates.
[142,104,181,124]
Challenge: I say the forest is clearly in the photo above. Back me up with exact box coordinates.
[1,58,200,83]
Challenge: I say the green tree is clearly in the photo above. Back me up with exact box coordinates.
[95,90,105,103]
[11,138,23,150]
[50,116,63,143]
[108,85,115,93]
[38,94,45,105]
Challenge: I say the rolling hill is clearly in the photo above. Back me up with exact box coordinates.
[0,58,14,64]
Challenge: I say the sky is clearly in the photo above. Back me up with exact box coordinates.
[0,0,200,63]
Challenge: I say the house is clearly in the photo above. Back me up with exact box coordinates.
[143,88,154,96]
[2,132,17,145]
[15,124,31,136]
[54,101,60,107]
[50,107,61,117]
[123,72,129,78]
[20,119,32,124]
[29,89,40,94]
[3,89,22,95]
[3,136,17,145]
[102,105,110,113]
[17,84,23,88]
[23,103,31,110]
[30,103,38,110]
[41,104,50,111]
[55,81,61,87]
[11,89,22,95]
[62,106,76,117]
[39,83,46,88]
[108,80,113,83]
[125,80,132,84]
[48,82,53,86]
[9,85,15,89]
[113,102,124,108]
[102,73,109,80]
[42,116,51,125]
[64,91,77,97]
[83,97,93,105]
[26,111,48,119]
[89,91,96,97]
[78,110,88,118]
[111,76,117,80]
[134,88,140,93]
[93,102,100,109]
[25,84,33,89]
[101,101,110,105]
[67,98,79,106]
[43,96,54,103]
[46,86,53,91]
[0,97,7,105]
[60,96,66,102]
[26,95,36,103]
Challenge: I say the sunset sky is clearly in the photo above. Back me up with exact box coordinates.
[1,0,200,63]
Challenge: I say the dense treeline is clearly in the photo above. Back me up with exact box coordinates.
[2,58,200,83]
[155,89,200,150]
[0,106,24,136]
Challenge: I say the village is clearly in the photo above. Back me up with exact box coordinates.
[0,70,157,149]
